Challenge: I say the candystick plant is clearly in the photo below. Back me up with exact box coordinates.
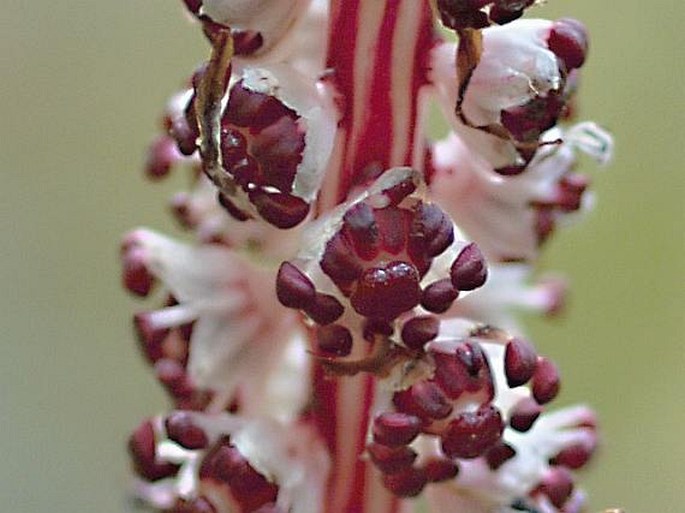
[121,1,614,512]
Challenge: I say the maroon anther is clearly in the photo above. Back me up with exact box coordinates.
[165,412,209,450]
[489,0,534,25]
[372,413,422,447]
[535,207,556,245]
[548,18,589,71]
[393,381,453,421]
[250,191,310,229]
[501,94,565,143]
[432,341,493,400]
[181,0,202,15]
[316,324,353,357]
[509,397,543,432]
[382,467,428,497]
[537,467,575,509]
[504,337,538,388]
[276,262,316,309]
[450,243,487,291]
[367,443,418,474]
[122,248,155,297]
[436,0,490,30]
[128,419,180,482]
[422,457,459,482]
[401,315,440,351]
[155,359,195,403]
[232,30,264,56]
[551,438,596,470]
[410,203,455,258]
[342,203,380,261]
[145,135,179,180]
[305,293,345,325]
[485,442,516,470]
[133,312,168,363]
[200,440,279,512]
[557,174,590,212]
[217,80,310,228]
[532,357,561,404]
[350,261,421,320]
[420,278,459,313]
[441,405,504,459]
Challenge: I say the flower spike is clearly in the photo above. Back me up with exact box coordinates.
[123,2,617,513]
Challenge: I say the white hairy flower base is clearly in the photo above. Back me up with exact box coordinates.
[125,228,310,417]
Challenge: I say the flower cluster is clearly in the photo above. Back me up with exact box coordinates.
[122,1,613,513]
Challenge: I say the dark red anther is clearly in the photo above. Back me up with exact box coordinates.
[535,207,556,245]
[342,203,379,261]
[504,337,538,388]
[133,312,168,364]
[501,94,565,143]
[450,243,487,291]
[200,440,279,512]
[232,30,264,56]
[122,248,155,297]
[422,457,459,482]
[432,341,493,400]
[509,397,543,432]
[165,412,209,450]
[367,443,418,474]
[145,135,179,180]
[381,175,417,206]
[320,233,365,288]
[375,208,410,256]
[436,0,490,30]
[316,324,353,357]
[305,293,345,325]
[224,82,290,131]
[170,97,200,156]
[155,359,194,401]
[410,203,455,258]
[441,405,504,459]
[220,127,249,172]
[488,5,524,24]
[548,18,588,71]
[250,116,304,190]
[350,261,421,320]
[485,442,516,470]
[182,0,202,15]
[401,315,440,351]
[128,419,180,481]
[250,190,310,229]
[393,381,453,421]
[382,467,427,497]
[551,438,596,470]
[538,467,575,509]
[557,174,590,212]
[420,278,459,313]
[532,357,561,404]
[276,262,316,309]
[373,413,422,447]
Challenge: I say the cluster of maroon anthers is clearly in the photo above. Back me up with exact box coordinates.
[122,1,613,513]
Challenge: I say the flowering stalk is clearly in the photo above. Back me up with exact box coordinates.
[122,1,614,513]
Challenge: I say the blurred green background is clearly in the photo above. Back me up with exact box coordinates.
[1,1,682,511]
